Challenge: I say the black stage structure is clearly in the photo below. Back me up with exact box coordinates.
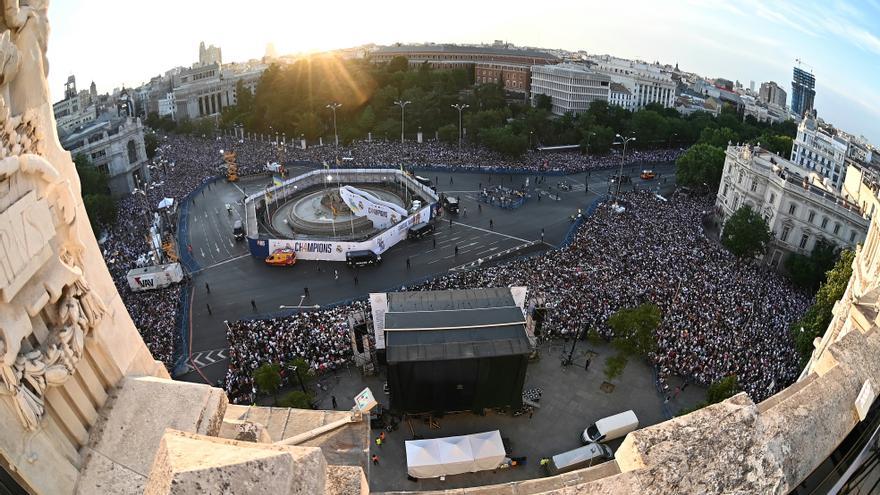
[382,288,530,414]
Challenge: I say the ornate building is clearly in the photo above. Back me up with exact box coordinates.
[1,4,879,494]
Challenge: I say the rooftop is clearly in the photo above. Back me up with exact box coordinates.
[375,44,558,60]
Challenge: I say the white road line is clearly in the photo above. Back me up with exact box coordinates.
[198,253,251,271]
[472,246,500,257]
[450,221,531,243]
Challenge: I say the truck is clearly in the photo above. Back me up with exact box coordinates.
[126,263,184,292]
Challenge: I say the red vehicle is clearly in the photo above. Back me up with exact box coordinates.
[265,249,296,266]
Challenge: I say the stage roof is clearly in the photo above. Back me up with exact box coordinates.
[383,288,529,363]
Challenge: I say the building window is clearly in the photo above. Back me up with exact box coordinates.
[834,223,841,235]
[738,170,744,184]
[799,234,809,249]
[722,184,728,197]
[808,211,815,223]
[769,192,775,204]
[788,203,797,215]
[850,231,857,243]
[781,226,791,242]
[750,180,758,192]
[127,140,138,164]
[821,217,828,229]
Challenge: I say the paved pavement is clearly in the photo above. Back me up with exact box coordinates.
[259,339,705,492]
[179,163,678,384]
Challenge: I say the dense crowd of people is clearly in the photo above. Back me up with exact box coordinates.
[479,185,527,208]
[222,190,809,404]
[103,132,805,406]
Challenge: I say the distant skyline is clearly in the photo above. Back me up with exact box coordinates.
[50,0,880,144]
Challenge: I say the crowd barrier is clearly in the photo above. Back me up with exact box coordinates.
[172,279,193,377]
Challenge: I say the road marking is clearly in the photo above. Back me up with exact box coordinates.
[199,247,206,258]
[191,348,228,368]
[199,253,251,271]
[214,243,220,253]
[450,221,531,243]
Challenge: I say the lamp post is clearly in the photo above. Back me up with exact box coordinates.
[394,100,411,144]
[613,133,636,201]
[451,103,469,155]
[586,132,596,155]
[326,102,341,149]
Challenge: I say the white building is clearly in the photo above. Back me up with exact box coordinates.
[59,116,150,197]
[529,63,611,115]
[608,82,634,111]
[716,145,868,267]
[790,116,854,191]
[157,93,175,119]
[586,55,676,109]
[172,63,264,121]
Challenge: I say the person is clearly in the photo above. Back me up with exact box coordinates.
[432,237,436,249]
[406,257,411,270]
[379,431,386,442]
[354,275,359,286]
[331,395,337,409]
[478,203,482,212]
[372,454,379,465]
[250,299,257,312]
[454,245,459,256]
[304,286,310,298]
[376,436,382,447]
[206,303,212,315]
[463,206,467,217]
[334,269,339,280]
[449,217,453,227]
[489,219,494,230]
[205,282,211,294]
[584,358,591,371]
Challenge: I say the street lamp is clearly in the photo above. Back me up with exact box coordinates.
[613,133,636,201]
[586,132,596,155]
[326,102,342,149]
[394,100,411,144]
[451,103,469,155]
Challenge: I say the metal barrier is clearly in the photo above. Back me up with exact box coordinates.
[172,279,193,377]
[176,176,222,274]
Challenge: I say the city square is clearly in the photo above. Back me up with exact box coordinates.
[1,2,879,494]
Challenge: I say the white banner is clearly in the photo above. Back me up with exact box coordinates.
[339,185,408,230]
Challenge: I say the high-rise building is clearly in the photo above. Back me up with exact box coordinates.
[791,66,815,117]
[759,81,787,108]
[198,41,222,66]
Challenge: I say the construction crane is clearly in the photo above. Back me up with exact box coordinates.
[795,58,814,73]
[224,151,239,182]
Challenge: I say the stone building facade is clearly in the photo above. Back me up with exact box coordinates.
[716,144,868,267]
[2,4,880,494]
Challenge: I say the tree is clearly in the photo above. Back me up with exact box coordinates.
[607,303,661,358]
[144,133,159,160]
[675,143,726,191]
[387,56,409,73]
[756,133,793,157]
[479,126,528,157]
[253,363,281,403]
[82,194,117,234]
[437,123,459,144]
[678,375,740,415]
[699,127,738,148]
[277,391,314,409]
[534,94,552,111]
[285,357,315,392]
[721,205,773,259]
[604,353,628,381]
[791,250,855,365]
[784,238,840,291]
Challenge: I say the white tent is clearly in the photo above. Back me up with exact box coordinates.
[405,431,506,479]
[436,435,475,476]
[468,430,506,471]
[404,439,443,479]
[157,197,174,209]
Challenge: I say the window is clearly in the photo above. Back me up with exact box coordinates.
[769,193,775,204]
[738,170,744,184]
[799,234,809,249]
[127,140,138,164]
[808,211,815,223]
[821,217,828,229]
[850,231,857,243]
[781,226,791,242]
[750,180,758,192]
[788,203,797,215]
[722,184,728,197]
[834,223,841,235]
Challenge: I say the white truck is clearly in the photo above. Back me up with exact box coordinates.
[581,410,639,444]
[126,263,184,292]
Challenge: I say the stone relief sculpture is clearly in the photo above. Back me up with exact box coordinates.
[0,0,106,432]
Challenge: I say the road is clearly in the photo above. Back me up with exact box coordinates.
[180,162,678,383]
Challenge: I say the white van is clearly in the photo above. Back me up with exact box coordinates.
[547,443,613,475]
[581,410,639,444]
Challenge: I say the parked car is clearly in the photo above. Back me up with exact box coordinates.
[265,249,296,266]
[640,170,656,180]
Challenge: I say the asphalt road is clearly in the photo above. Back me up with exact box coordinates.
[180,162,677,383]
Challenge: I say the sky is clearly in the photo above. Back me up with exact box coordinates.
[49,0,880,144]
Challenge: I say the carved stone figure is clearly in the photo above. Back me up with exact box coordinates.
[0,0,105,431]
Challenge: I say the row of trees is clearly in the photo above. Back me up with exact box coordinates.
[201,55,797,159]
[251,358,316,409]
[74,154,116,234]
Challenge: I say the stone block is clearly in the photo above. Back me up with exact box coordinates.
[144,429,326,495]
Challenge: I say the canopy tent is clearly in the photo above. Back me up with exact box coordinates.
[404,440,443,479]
[436,435,474,476]
[468,430,506,471]
[405,431,506,479]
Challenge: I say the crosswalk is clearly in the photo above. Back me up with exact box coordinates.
[191,348,228,368]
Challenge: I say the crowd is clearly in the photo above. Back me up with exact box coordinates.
[224,303,362,403]
[222,189,809,404]
[479,185,527,208]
